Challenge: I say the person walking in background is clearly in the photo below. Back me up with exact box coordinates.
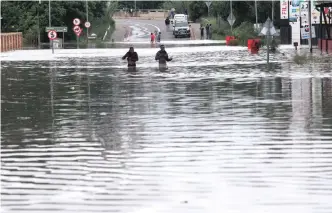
[150,32,155,44]
[200,24,204,40]
[209,24,213,39]
[157,32,161,43]
[205,24,210,40]
[189,25,195,40]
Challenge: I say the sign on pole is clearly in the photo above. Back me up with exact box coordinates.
[75,29,82,37]
[73,26,81,34]
[48,30,57,40]
[205,1,212,16]
[45,27,68,32]
[73,18,81,26]
[227,13,236,26]
[280,0,289,19]
[205,1,212,8]
[84,21,91,28]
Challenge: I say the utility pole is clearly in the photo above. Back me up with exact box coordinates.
[230,0,233,32]
[49,0,51,27]
[86,0,89,44]
[308,0,313,53]
[37,0,41,49]
[255,0,258,24]
[272,0,274,22]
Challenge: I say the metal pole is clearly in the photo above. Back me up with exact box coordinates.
[272,0,274,22]
[267,20,270,66]
[255,0,258,24]
[77,36,79,49]
[49,0,51,27]
[230,0,233,32]
[86,0,89,46]
[308,0,313,53]
[62,32,64,49]
[37,1,41,49]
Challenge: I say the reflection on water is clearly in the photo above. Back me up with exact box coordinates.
[1,51,332,213]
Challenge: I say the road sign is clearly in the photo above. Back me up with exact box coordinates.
[205,1,212,8]
[227,13,236,26]
[260,17,277,36]
[75,29,82,37]
[73,18,81,26]
[48,30,57,40]
[84,21,91,28]
[73,26,81,33]
[45,27,68,33]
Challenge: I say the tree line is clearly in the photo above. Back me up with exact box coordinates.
[1,1,280,44]
[1,1,117,44]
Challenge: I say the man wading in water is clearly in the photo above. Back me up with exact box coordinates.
[122,46,139,71]
[155,44,172,71]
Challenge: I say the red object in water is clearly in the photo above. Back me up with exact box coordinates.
[226,36,235,45]
[250,39,260,54]
[248,39,261,50]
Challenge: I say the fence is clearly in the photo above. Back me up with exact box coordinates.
[0,32,23,52]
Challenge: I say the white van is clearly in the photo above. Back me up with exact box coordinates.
[172,14,188,27]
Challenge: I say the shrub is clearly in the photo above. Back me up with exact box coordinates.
[228,39,239,46]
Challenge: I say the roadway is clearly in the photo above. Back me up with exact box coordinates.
[112,19,201,42]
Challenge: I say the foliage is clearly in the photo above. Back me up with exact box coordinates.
[1,1,115,43]
[118,1,165,10]
[188,1,208,22]
[228,39,239,46]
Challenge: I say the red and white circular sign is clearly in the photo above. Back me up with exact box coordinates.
[84,21,91,28]
[73,25,81,33]
[48,30,57,40]
[73,18,81,26]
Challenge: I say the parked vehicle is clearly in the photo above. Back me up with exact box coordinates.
[173,21,190,38]
[172,14,188,27]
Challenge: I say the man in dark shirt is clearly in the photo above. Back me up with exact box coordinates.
[205,24,210,39]
[122,46,139,69]
[155,44,172,71]
[200,25,204,40]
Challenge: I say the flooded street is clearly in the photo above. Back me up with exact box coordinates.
[1,43,332,213]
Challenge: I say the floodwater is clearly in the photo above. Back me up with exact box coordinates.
[1,43,332,213]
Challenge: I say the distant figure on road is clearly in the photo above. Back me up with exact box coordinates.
[122,46,139,70]
[150,32,155,43]
[205,24,210,39]
[200,25,204,40]
[209,24,213,39]
[157,32,161,43]
[155,44,172,71]
[189,25,195,40]
[165,17,170,31]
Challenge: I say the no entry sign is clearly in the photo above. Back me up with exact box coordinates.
[48,30,57,40]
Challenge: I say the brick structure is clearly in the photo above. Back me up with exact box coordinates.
[0,32,23,52]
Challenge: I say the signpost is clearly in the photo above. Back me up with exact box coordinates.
[260,17,277,66]
[227,13,236,32]
[48,30,57,54]
[205,1,212,16]
[85,21,91,45]
[73,18,81,49]
[46,27,67,49]
[73,18,81,26]
[73,25,82,49]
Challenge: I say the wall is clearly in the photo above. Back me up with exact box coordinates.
[0,32,23,52]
